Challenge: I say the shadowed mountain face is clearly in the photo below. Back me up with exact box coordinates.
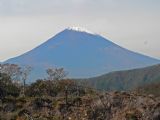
[4,28,160,81]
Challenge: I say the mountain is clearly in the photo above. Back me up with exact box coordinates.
[4,27,160,81]
[86,64,160,91]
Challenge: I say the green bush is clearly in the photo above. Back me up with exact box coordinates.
[0,73,20,98]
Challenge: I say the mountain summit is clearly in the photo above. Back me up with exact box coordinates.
[66,27,96,35]
[4,28,160,81]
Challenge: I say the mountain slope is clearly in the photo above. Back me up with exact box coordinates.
[136,82,160,96]
[87,64,160,91]
[4,27,160,81]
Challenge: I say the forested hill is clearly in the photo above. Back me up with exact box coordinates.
[86,64,160,91]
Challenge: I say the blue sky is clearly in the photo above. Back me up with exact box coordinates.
[0,0,160,61]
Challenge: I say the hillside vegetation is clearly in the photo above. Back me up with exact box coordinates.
[1,63,160,119]
[0,73,160,120]
[86,64,160,91]
[136,82,160,97]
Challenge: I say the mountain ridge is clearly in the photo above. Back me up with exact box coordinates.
[86,64,160,91]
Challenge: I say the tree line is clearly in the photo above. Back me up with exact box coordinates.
[0,63,68,98]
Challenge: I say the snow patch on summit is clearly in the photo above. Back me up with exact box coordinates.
[67,27,96,35]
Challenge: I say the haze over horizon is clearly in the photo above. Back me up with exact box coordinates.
[0,0,160,61]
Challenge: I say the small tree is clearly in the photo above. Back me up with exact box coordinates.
[0,63,21,82]
[20,66,32,97]
[46,67,68,81]
[0,73,20,98]
[0,64,32,97]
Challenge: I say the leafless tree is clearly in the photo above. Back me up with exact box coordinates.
[46,67,68,81]
[20,66,32,97]
[0,63,32,97]
[0,63,21,83]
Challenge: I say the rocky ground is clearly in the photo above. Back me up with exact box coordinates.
[0,90,160,120]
